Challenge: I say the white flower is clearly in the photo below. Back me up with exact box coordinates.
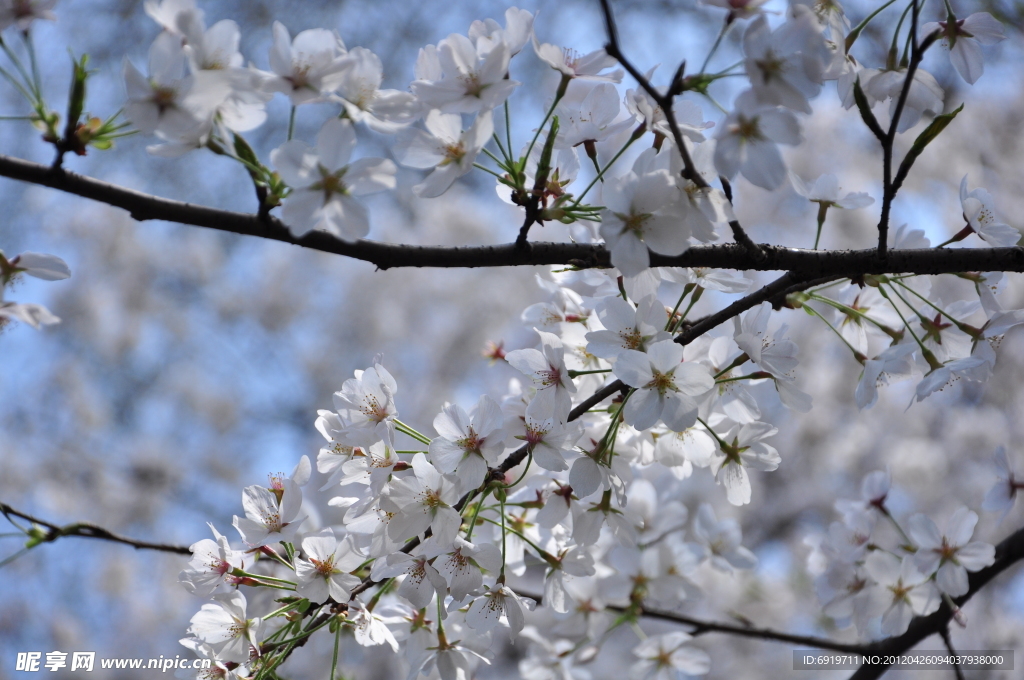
[411,33,519,113]
[264,22,348,105]
[370,550,447,609]
[416,637,491,680]
[743,15,824,114]
[188,591,262,664]
[982,446,1022,522]
[914,356,989,402]
[791,172,873,210]
[232,475,306,547]
[692,503,757,572]
[835,469,892,521]
[271,118,396,240]
[533,41,622,82]
[505,329,577,421]
[626,84,713,141]
[394,111,494,198]
[923,12,1005,85]
[908,508,995,596]
[466,584,536,637]
[584,294,670,360]
[429,394,508,488]
[554,81,633,149]
[294,528,364,602]
[1,251,71,281]
[427,536,503,601]
[330,358,399,447]
[599,161,689,277]
[468,7,535,57]
[123,32,226,137]
[959,175,1019,247]
[332,47,419,133]
[630,631,711,679]
[515,398,585,473]
[732,301,800,381]
[855,344,916,410]
[613,340,715,431]
[386,453,464,545]
[178,524,245,597]
[349,602,400,651]
[714,90,802,190]
[864,553,940,637]
[708,420,781,506]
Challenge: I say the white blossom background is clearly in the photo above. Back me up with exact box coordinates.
[1,0,1023,678]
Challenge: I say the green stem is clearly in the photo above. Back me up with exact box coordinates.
[670,286,704,332]
[394,419,432,445]
[473,162,504,179]
[846,0,901,52]
[665,284,695,331]
[287,105,296,141]
[567,368,612,377]
[464,488,489,541]
[504,99,514,162]
[523,74,570,169]
[813,202,829,249]
[801,303,864,360]
[502,451,533,488]
[572,134,638,206]
[330,624,341,680]
[699,19,731,74]
[876,284,929,354]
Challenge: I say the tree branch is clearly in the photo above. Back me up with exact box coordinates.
[2,154,1022,275]
[0,502,191,555]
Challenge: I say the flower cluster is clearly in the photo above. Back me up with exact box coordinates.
[808,470,996,638]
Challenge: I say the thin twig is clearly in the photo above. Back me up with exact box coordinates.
[0,502,191,555]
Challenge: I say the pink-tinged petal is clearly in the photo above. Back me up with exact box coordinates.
[414,163,462,198]
[346,158,397,195]
[14,252,71,280]
[742,141,786,190]
[430,506,462,545]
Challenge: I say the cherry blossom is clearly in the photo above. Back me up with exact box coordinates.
[263,22,348,105]
[533,41,622,82]
[385,453,464,545]
[708,420,781,506]
[598,158,689,277]
[958,175,1019,247]
[270,118,397,240]
[329,358,399,446]
[394,111,494,198]
[332,47,419,133]
[691,503,757,572]
[714,90,802,190]
[629,631,711,679]
[411,33,519,113]
[983,446,1022,522]
[584,295,670,360]
[613,340,715,432]
[188,591,262,664]
[294,528,364,602]
[506,329,577,421]
[428,394,508,488]
[465,584,535,637]
[742,15,824,114]
[178,524,246,597]
[864,553,940,637]
[908,507,995,596]
[923,12,1005,85]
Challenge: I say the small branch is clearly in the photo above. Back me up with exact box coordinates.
[719,176,767,262]
[515,589,866,653]
[0,502,191,555]
[938,626,966,680]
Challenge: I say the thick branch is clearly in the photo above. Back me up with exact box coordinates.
[0,502,191,555]
[2,154,1023,275]
[848,524,1024,680]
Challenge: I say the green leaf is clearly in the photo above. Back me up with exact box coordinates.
[904,103,964,168]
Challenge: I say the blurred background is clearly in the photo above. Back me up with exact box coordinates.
[1,0,1023,677]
